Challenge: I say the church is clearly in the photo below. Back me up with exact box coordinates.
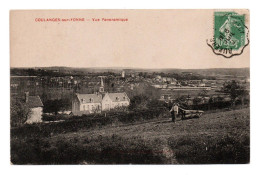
[71,77,130,116]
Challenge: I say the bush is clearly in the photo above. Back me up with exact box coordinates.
[42,114,68,121]
[190,101,232,111]
[11,135,167,164]
[167,134,249,164]
[10,98,31,127]
[43,99,70,115]
[11,108,170,138]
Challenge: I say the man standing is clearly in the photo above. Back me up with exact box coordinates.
[170,103,179,123]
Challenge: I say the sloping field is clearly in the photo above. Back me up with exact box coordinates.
[54,108,249,143]
[11,108,250,164]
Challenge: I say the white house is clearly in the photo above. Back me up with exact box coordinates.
[72,93,103,116]
[101,92,130,111]
[72,92,130,116]
[25,92,44,124]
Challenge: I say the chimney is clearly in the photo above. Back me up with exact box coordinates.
[25,92,29,103]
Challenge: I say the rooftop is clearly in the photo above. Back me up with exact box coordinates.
[27,96,43,108]
[76,93,103,103]
[107,92,129,102]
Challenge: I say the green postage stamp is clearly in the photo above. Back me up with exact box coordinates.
[207,11,249,58]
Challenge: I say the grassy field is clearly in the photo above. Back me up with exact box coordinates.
[159,89,222,98]
[11,107,250,164]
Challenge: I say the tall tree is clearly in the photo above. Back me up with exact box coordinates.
[222,80,248,106]
[11,98,31,127]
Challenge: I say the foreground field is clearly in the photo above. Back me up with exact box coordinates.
[11,108,250,164]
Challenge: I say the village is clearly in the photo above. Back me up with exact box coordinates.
[10,67,250,124]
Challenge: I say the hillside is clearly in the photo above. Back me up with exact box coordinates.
[11,108,250,164]
[55,108,249,142]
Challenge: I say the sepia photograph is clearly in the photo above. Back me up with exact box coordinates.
[10,9,250,164]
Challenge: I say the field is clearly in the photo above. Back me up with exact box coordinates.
[11,107,250,164]
[160,89,225,98]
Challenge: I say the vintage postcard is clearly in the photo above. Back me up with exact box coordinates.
[10,9,250,164]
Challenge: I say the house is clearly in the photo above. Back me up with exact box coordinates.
[162,77,167,83]
[152,84,163,89]
[198,83,206,87]
[25,92,44,124]
[71,92,130,115]
[102,92,130,111]
[72,93,103,115]
[159,94,174,102]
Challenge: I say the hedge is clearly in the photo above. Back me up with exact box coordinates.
[11,108,170,138]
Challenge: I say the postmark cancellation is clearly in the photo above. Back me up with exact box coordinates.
[207,11,249,58]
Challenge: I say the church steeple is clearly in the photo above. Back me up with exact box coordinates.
[101,77,104,87]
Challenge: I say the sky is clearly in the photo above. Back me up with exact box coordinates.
[10,10,250,69]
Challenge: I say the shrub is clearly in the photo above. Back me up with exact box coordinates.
[11,108,170,138]
[42,114,68,121]
[10,98,31,127]
[167,134,249,164]
[11,135,166,164]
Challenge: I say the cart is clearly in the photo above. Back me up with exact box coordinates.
[179,108,204,120]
